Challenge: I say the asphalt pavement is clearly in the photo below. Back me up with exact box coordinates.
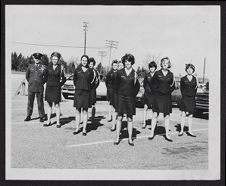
[10,94,208,169]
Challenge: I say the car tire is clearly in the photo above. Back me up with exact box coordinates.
[62,93,68,99]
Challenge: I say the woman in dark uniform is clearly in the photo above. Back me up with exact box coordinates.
[73,55,94,136]
[179,64,198,137]
[114,54,140,146]
[142,61,157,129]
[88,57,100,122]
[149,57,175,142]
[44,52,66,127]
[105,60,119,122]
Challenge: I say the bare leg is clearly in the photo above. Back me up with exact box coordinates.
[114,116,122,144]
[46,102,52,124]
[111,107,117,130]
[55,103,60,126]
[179,111,186,135]
[75,109,81,132]
[143,104,148,128]
[127,117,133,145]
[149,112,158,138]
[82,109,88,134]
[165,115,171,140]
[188,114,195,136]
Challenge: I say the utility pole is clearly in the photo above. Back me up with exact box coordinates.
[98,51,107,74]
[83,22,88,55]
[203,57,206,83]
[105,40,118,70]
[98,50,107,64]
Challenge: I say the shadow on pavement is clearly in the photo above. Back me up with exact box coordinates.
[86,115,104,133]
[174,123,189,132]
[60,116,75,126]
[119,126,141,140]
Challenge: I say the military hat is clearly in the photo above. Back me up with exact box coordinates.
[32,53,43,59]
[51,52,61,59]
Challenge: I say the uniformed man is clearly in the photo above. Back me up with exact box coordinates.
[24,53,47,122]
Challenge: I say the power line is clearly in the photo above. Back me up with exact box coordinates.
[105,40,118,68]
[98,50,107,64]
[13,41,104,49]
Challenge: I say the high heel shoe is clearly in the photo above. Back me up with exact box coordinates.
[43,121,51,127]
[114,139,120,145]
[178,131,183,136]
[56,123,61,128]
[165,135,173,142]
[128,140,134,146]
[148,136,154,140]
[110,128,116,132]
[187,132,196,137]
[73,130,80,135]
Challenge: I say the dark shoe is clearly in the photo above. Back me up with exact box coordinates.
[43,122,51,127]
[56,124,61,128]
[110,128,116,132]
[178,132,184,136]
[165,135,173,142]
[114,139,120,145]
[128,140,134,146]
[40,117,46,122]
[187,132,196,137]
[142,125,146,129]
[73,130,80,135]
[82,132,87,136]
[24,116,31,121]
[148,135,155,140]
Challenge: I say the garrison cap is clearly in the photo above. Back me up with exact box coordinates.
[51,52,61,59]
[32,53,43,59]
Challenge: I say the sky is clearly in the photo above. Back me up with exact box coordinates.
[6,5,220,77]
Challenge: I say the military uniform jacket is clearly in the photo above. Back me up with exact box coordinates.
[151,69,175,96]
[73,67,94,91]
[180,75,197,97]
[26,63,47,92]
[116,68,140,97]
[143,72,154,95]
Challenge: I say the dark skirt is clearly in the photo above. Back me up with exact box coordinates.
[106,88,113,102]
[143,92,154,109]
[89,88,97,107]
[110,90,118,110]
[73,90,90,110]
[117,94,136,116]
[45,86,61,104]
[180,96,196,114]
[152,94,172,116]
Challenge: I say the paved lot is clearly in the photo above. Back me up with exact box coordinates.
[9,73,209,169]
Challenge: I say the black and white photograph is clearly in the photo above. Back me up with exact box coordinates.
[5,4,221,180]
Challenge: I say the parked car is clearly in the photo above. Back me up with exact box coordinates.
[61,75,75,99]
[61,74,107,99]
[195,82,209,115]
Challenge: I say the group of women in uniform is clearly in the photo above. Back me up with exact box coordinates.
[42,52,198,146]
[105,55,198,145]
